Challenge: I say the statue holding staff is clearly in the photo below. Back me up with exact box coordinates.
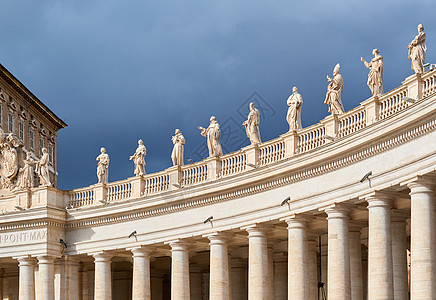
[198,116,223,158]
[286,87,303,131]
[36,148,51,186]
[408,24,427,75]
[324,63,345,115]
[243,102,261,145]
[361,49,384,96]
[130,140,146,176]
[171,129,185,166]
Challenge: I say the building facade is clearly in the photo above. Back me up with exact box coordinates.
[0,64,436,300]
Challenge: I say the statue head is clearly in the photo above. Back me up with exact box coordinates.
[292,86,298,94]
[138,139,143,145]
[26,152,32,159]
[372,49,380,56]
[42,148,48,154]
[175,129,181,134]
[249,102,255,110]
[210,116,216,122]
[100,147,106,154]
[333,63,341,76]
[418,24,424,32]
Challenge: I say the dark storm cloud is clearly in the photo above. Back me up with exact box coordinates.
[0,0,434,189]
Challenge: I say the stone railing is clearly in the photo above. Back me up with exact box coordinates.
[62,70,436,209]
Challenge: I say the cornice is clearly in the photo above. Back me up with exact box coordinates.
[67,107,436,229]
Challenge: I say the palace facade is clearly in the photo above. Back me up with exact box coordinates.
[0,62,436,300]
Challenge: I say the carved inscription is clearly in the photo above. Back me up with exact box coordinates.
[0,229,47,245]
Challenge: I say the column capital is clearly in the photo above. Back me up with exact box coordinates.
[203,232,232,244]
[129,246,153,257]
[91,252,114,262]
[36,255,57,264]
[401,175,436,191]
[167,239,190,251]
[281,214,311,228]
[15,255,36,266]
[321,203,350,219]
[242,223,273,237]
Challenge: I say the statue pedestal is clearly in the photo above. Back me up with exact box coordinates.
[242,144,260,166]
[167,166,182,190]
[402,73,423,101]
[280,131,298,158]
[205,157,222,180]
[320,114,339,143]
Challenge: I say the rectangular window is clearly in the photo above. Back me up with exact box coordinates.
[49,146,53,164]
[19,122,24,141]
[8,113,13,133]
[29,130,34,149]
[40,138,44,156]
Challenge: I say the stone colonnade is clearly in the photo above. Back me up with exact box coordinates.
[3,177,436,299]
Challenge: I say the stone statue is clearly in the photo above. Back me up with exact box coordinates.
[361,49,384,96]
[243,102,261,145]
[324,63,345,115]
[408,24,427,75]
[171,129,185,166]
[96,147,109,184]
[286,87,303,131]
[0,133,20,190]
[36,148,51,187]
[129,140,146,176]
[17,152,36,189]
[198,116,223,158]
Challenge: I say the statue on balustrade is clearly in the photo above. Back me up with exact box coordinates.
[171,129,185,166]
[17,152,36,189]
[361,49,384,96]
[96,147,109,184]
[36,148,51,187]
[0,132,22,190]
[408,24,427,75]
[130,139,147,176]
[243,102,261,145]
[198,116,223,158]
[324,63,345,115]
[286,87,303,131]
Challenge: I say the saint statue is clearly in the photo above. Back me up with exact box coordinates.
[96,147,109,184]
[36,148,51,187]
[17,152,36,189]
[243,102,261,145]
[408,24,427,75]
[361,49,384,96]
[171,129,185,166]
[198,116,223,158]
[286,87,303,131]
[324,63,345,115]
[129,140,147,176]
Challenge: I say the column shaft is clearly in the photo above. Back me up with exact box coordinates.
[409,180,436,299]
[246,226,269,300]
[286,217,308,300]
[349,227,363,300]
[38,256,56,300]
[208,234,230,300]
[131,247,151,300]
[308,236,318,300]
[391,216,408,300]
[267,245,274,300]
[65,257,80,300]
[326,206,351,300]
[17,256,36,300]
[93,253,113,300]
[170,241,190,300]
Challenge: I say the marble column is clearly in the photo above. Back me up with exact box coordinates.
[190,264,202,300]
[230,258,247,300]
[170,241,190,300]
[245,225,269,300]
[93,252,113,300]
[54,258,66,300]
[285,216,308,300]
[348,224,363,300]
[367,194,394,300]
[307,235,318,300]
[131,247,152,300]
[273,253,287,300]
[267,244,274,300]
[38,255,56,300]
[391,211,408,300]
[208,233,230,300]
[65,256,80,300]
[325,205,351,300]
[17,256,36,300]
[408,178,436,299]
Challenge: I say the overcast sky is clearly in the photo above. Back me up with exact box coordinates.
[0,1,434,190]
